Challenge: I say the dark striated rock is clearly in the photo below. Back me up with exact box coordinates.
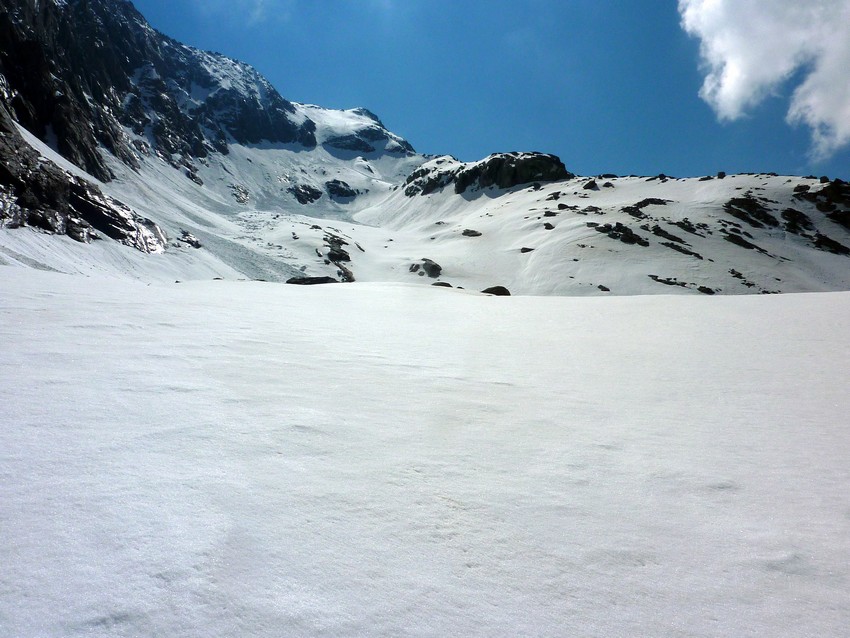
[462,229,482,237]
[672,218,707,237]
[723,232,768,254]
[593,222,650,246]
[325,127,414,156]
[0,102,166,253]
[781,208,813,234]
[648,275,687,287]
[650,224,688,244]
[813,233,850,255]
[324,134,375,153]
[828,210,850,230]
[661,242,703,259]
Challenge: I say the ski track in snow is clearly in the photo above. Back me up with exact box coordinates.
[1,268,849,637]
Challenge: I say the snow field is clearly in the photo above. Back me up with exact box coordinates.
[1,268,849,636]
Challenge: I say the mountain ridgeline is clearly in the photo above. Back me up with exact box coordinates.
[1,0,849,295]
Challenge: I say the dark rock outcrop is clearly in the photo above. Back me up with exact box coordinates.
[325,179,357,200]
[286,276,339,285]
[0,101,166,252]
[421,258,442,278]
[723,195,780,229]
[288,184,323,204]
[0,0,318,183]
[593,222,650,247]
[453,153,573,194]
[481,285,511,296]
[403,153,573,197]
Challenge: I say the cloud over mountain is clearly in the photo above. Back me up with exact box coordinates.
[679,0,850,160]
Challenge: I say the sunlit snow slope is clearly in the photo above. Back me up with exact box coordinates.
[4,126,850,294]
[1,268,849,637]
[2,0,849,294]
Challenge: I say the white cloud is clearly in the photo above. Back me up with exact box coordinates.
[191,0,293,26]
[679,0,850,159]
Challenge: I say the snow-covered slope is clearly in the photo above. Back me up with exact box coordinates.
[2,267,849,637]
[355,159,850,295]
[2,0,849,294]
[4,120,850,293]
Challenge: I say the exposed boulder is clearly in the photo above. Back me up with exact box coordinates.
[593,223,650,247]
[404,153,573,197]
[288,184,323,204]
[481,286,511,296]
[453,153,573,194]
[325,179,358,200]
[324,233,351,263]
[286,276,339,285]
[179,230,202,248]
[421,258,442,278]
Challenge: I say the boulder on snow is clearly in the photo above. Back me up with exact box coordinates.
[325,179,358,200]
[481,286,511,296]
[452,152,573,194]
[288,184,323,204]
[286,276,340,285]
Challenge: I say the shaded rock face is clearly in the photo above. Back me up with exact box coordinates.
[409,259,445,279]
[288,184,323,204]
[403,153,573,197]
[0,0,317,183]
[0,102,166,253]
[325,179,357,200]
[286,276,339,285]
[453,153,573,194]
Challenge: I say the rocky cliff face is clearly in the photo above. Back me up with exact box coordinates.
[0,0,418,254]
[0,95,166,253]
[0,0,318,182]
[403,152,574,197]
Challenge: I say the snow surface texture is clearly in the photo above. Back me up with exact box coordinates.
[2,267,849,637]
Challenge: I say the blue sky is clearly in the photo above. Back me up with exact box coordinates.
[132,0,849,179]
